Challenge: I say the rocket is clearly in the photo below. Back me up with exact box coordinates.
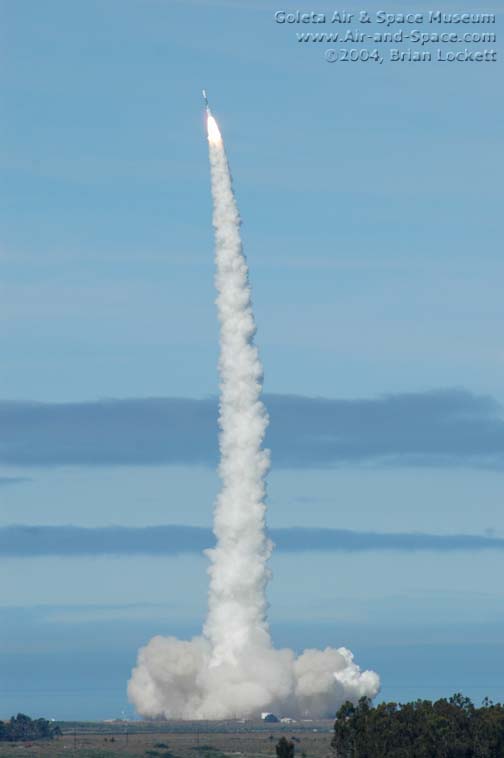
[202,89,209,108]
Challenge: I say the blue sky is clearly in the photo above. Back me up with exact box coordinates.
[1,0,503,719]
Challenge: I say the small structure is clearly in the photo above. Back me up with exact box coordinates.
[261,712,280,723]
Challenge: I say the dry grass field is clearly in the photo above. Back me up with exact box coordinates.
[0,722,335,758]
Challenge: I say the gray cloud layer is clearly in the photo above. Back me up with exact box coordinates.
[0,477,31,486]
[0,389,503,469]
[1,525,504,557]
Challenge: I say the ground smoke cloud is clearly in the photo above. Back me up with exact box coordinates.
[127,109,379,719]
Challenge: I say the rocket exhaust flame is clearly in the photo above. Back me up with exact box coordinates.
[206,112,222,146]
[127,105,380,719]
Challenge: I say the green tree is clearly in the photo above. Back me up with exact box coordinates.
[0,714,61,742]
[331,694,504,757]
[276,737,295,758]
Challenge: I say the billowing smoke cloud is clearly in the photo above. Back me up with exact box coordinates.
[127,109,379,719]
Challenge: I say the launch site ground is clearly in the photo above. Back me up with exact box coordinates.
[0,721,334,758]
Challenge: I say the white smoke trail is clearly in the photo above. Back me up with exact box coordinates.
[127,109,380,719]
[203,111,272,672]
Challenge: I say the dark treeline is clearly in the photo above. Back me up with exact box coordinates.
[331,694,504,757]
[0,713,62,742]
